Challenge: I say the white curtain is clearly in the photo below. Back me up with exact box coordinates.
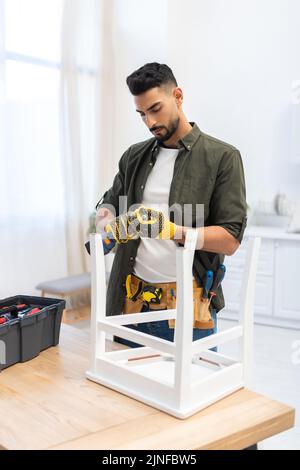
[0,0,4,201]
[0,0,164,300]
[60,0,116,275]
[0,0,116,302]
[0,0,69,299]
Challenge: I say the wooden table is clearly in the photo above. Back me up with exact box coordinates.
[0,323,295,450]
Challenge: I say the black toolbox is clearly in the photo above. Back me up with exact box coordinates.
[0,295,65,370]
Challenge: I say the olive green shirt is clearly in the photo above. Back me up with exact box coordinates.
[96,123,247,315]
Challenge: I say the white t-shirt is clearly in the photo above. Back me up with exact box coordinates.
[133,146,179,283]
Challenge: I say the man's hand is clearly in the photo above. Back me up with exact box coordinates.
[134,206,176,240]
[105,211,139,244]
[95,207,115,236]
[103,206,177,244]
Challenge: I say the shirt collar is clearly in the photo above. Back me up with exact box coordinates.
[151,122,201,153]
[179,122,201,151]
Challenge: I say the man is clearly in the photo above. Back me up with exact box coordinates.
[95,62,247,346]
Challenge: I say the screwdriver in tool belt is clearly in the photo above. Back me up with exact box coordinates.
[208,264,226,305]
[202,270,214,299]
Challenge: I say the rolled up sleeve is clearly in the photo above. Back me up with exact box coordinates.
[209,149,247,243]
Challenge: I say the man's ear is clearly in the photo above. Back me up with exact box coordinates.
[173,87,183,106]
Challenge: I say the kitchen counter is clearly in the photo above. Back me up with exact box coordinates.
[246,225,300,241]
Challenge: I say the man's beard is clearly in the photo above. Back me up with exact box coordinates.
[151,117,180,143]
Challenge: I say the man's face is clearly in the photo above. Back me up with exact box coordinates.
[134,86,181,143]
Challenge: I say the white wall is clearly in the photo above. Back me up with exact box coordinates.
[107,0,168,183]
[168,0,300,209]
[102,0,300,211]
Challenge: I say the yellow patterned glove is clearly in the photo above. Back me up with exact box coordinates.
[134,206,176,240]
[104,211,138,244]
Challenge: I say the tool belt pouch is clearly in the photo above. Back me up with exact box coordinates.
[123,274,168,315]
[123,274,214,330]
[123,297,143,315]
[168,285,215,330]
[194,287,215,330]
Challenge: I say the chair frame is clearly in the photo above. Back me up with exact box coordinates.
[86,231,261,419]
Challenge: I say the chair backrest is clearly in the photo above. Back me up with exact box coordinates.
[239,237,261,321]
[238,236,261,385]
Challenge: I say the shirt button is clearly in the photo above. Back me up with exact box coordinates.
[187,145,191,150]
[141,185,144,190]
[129,256,134,262]
[149,162,153,166]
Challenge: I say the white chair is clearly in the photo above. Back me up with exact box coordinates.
[86,231,261,419]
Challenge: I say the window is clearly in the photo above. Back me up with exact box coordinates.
[2,0,65,218]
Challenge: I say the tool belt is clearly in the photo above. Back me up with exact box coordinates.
[123,274,214,330]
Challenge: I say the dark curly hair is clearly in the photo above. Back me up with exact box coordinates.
[126,62,178,96]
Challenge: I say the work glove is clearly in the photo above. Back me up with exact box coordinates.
[104,211,139,244]
[134,206,177,240]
